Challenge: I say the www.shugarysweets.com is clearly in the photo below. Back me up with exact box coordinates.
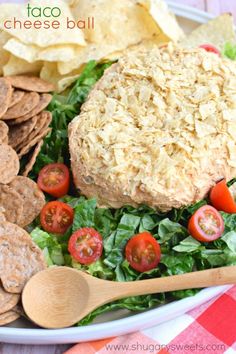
[2,3,95,30]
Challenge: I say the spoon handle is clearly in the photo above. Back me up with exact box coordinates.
[108,266,236,300]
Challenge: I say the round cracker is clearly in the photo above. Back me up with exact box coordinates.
[23,139,44,177]
[8,90,25,108]
[2,135,8,145]
[9,93,52,125]
[18,127,51,159]
[0,310,20,326]
[8,116,37,149]
[6,76,55,93]
[0,212,6,223]
[2,92,40,120]
[0,220,29,238]
[0,232,47,293]
[0,284,20,315]
[0,144,19,184]
[0,185,23,225]
[0,78,12,118]
[16,111,50,152]
[9,176,45,227]
[0,120,9,144]
[27,111,52,143]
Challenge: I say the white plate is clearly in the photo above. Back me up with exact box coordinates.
[0,3,232,345]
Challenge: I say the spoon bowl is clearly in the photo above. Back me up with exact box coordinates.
[22,267,90,328]
[22,265,236,329]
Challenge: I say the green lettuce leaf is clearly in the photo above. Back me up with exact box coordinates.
[30,195,236,325]
[103,213,141,268]
[158,218,188,244]
[31,227,65,266]
[72,198,97,231]
[223,42,236,60]
[222,231,236,252]
[173,236,202,253]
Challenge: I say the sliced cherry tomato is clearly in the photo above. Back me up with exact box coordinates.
[125,232,161,273]
[68,228,103,265]
[188,205,224,242]
[40,201,74,234]
[199,44,220,56]
[37,163,70,198]
[210,179,236,213]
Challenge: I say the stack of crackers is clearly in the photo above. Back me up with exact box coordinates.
[0,130,46,224]
[0,164,47,325]
[0,75,54,176]
[0,81,51,324]
[0,218,46,325]
[0,145,47,326]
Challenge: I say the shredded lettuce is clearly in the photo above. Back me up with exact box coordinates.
[28,47,236,325]
[30,196,236,325]
[31,227,66,266]
[223,42,236,60]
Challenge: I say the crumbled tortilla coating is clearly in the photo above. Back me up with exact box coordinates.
[69,44,236,211]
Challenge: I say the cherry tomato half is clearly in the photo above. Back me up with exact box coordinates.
[68,227,103,265]
[188,205,224,242]
[210,179,236,214]
[125,232,161,273]
[199,44,220,56]
[37,163,70,198]
[40,201,74,234]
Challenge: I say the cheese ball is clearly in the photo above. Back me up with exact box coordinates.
[69,44,236,211]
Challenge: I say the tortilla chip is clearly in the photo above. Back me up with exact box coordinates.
[138,0,185,43]
[4,38,79,63]
[0,0,86,48]
[64,0,79,5]
[3,55,43,76]
[40,62,82,92]
[59,0,184,75]
[0,31,11,76]
[179,14,236,51]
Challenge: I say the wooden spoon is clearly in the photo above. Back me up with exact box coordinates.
[22,266,236,329]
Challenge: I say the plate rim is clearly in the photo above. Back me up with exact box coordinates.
[166,0,214,22]
[0,286,232,344]
[0,3,227,345]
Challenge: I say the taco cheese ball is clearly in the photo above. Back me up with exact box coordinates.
[69,44,236,211]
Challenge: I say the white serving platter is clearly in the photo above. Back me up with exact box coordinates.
[0,2,232,345]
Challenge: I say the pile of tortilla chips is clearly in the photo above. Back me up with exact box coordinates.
[0,0,235,92]
[0,0,184,91]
